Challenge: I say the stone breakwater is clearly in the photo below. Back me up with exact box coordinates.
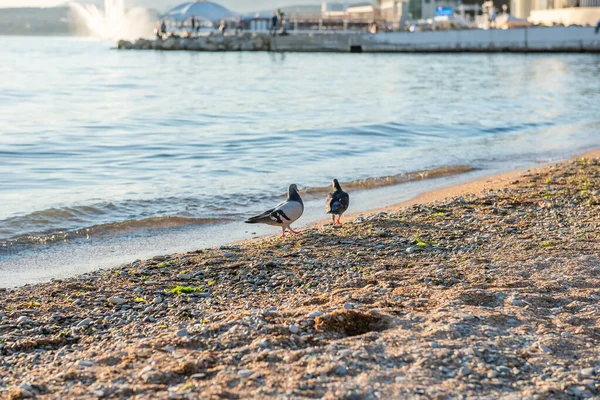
[1,157,599,399]
[118,33,271,52]
[118,27,600,53]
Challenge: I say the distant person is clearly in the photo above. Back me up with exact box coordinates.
[596,18,600,34]
[271,12,278,36]
[160,20,167,38]
[219,19,227,34]
[236,16,244,34]
[489,8,497,28]
[191,16,196,32]
[370,22,378,34]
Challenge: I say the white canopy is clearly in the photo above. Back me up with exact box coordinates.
[162,1,234,22]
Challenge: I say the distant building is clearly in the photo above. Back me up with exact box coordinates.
[513,0,600,24]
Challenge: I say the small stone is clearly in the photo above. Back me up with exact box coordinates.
[289,324,300,334]
[487,370,498,378]
[334,364,348,375]
[153,255,167,261]
[92,390,105,397]
[108,296,126,305]
[76,360,94,368]
[76,318,93,327]
[238,369,252,378]
[256,338,269,348]
[153,296,163,304]
[176,329,189,338]
[406,247,414,254]
[307,311,324,318]
[16,389,33,398]
[190,373,206,380]
[538,344,553,354]
[430,342,440,348]
[178,274,191,280]
[510,298,524,306]
[459,366,471,376]
[343,303,354,310]
[224,252,234,258]
[581,367,595,377]
[16,316,31,325]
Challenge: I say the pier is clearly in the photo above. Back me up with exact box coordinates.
[118,26,600,53]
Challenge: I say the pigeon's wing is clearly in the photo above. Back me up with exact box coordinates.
[274,200,303,224]
[245,199,303,226]
[325,191,334,213]
[245,207,276,224]
[328,191,349,215]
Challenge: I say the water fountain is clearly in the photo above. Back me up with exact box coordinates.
[69,0,155,40]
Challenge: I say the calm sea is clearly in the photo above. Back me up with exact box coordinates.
[1,36,599,286]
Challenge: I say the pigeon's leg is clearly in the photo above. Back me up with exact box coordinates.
[336,215,342,225]
[288,227,300,234]
[331,215,336,225]
[281,227,286,237]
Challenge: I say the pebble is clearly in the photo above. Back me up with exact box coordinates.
[153,296,163,304]
[153,255,167,261]
[238,369,252,378]
[16,316,31,325]
[538,344,553,354]
[406,247,414,254]
[307,311,324,318]
[459,366,471,376]
[580,367,595,377]
[108,296,126,305]
[178,274,191,280]
[176,329,189,337]
[76,360,94,368]
[343,303,354,310]
[289,324,300,334]
[76,318,93,327]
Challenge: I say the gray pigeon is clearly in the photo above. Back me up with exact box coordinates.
[245,184,304,237]
[326,179,349,225]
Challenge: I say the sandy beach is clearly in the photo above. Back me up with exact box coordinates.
[1,151,599,399]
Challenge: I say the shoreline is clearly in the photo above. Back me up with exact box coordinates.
[2,148,599,289]
[1,151,599,398]
[305,147,600,229]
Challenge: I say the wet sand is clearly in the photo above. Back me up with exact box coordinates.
[1,151,599,399]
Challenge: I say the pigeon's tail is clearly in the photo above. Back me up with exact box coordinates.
[245,208,275,224]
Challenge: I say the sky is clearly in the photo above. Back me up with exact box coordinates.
[0,0,321,12]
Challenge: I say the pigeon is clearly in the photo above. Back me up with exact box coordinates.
[326,179,349,225]
[245,184,304,237]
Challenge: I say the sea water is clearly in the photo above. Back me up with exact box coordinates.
[1,36,599,286]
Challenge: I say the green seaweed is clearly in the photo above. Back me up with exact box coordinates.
[167,286,204,295]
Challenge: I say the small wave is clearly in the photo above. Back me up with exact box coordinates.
[301,165,475,197]
[1,216,230,248]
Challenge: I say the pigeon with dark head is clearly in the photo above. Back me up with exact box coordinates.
[245,184,304,237]
[326,179,349,225]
